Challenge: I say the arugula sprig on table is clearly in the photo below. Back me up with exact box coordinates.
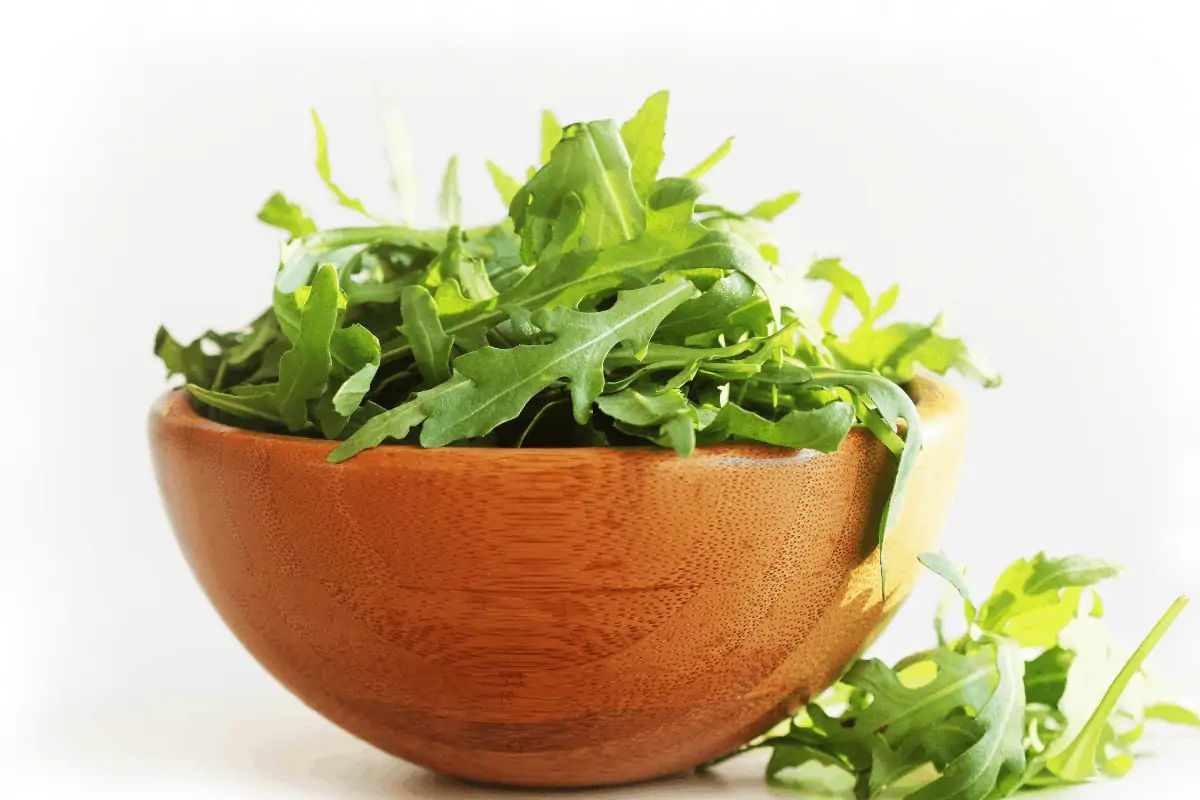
[154,92,998,585]
[708,553,1195,798]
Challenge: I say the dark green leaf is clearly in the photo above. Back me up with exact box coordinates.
[273,264,341,430]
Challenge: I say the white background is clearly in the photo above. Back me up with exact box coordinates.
[4,1,1199,797]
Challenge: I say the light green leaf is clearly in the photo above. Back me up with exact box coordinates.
[540,109,562,165]
[486,160,523,207]
[920,551,978,625]
[400,285,455,384]
[256,192,317,238]
[808,258,871,324]
[975,553,1122,647]
[311,109,376,220]
[273,264,341,430]
[438,155,462,226]
[1047,597,1189,781]
[684,136,734,179]
[746,191,800,221]
[1146,703,1200,727]
[420,280,695,446]
[329,324,381,417]
[512,119,645,261]
[619,90,669,198]
[380,100,418,223]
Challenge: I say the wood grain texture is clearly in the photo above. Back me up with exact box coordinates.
[148,376,967,787]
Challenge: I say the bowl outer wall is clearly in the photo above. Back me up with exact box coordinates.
[148,375,967,787]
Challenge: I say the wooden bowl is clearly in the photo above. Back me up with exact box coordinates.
[149,376,967,788]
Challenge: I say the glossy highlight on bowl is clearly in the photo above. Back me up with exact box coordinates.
[149,376,967,787]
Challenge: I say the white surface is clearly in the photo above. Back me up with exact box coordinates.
[5,1,1200,797]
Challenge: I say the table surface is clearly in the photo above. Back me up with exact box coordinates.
[17,689,1200,800]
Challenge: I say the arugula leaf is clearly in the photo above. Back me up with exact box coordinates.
[400,285,454,384]
[486,160,523,206]
[159,94,1003,503]
[311,110,377,221]
[619,90,669,198]
[704,401,854,451]
[154,326,218,387]
[1047,597,1189,781]
[540,109,562,165]
[919,551,978,625]
[810,368,923,593]
[274,264,341,430]
[976,553,1122,647]
[380,99,419,223]
[438,155,461,227]
[746,191,800,221]
[186,384,283,424]
[257,192,317,238]
[907,638,1026,800]
[512,119,645,260]
[710,552,1193,798]
[420,279,695,446]
[684,136,734,179]
[329,324,380,417]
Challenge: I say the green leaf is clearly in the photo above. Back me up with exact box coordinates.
[597,386,698,456]
[400,285,455,384]
[329,324,380,416]
[380,100,418,223]
[906,639,1026,800]
[273,264,341,430]
[1024,646,1074,707]
[257,192,317,238]
[1047,597,1189,781]
[845,646,1002,749]
[486,160,523,207]
[438,155,461,226]
[596,386,691,428]
[808,258,871,324]
[657,271,757,341]
[224,311,281,367]
[186,383,283,424]
[975,553,1122,647]
[1146,703,1200,727]
[684,136,734,179]
[311,109,376,220]
[512,120,645,261]
[154,326,218,387]
[420,280,695,446]
[920,551,978,625]
[540,109,561,165]
[326,376,469,462]
[704,401,854,452]
[745,191,800,221]
[809,368,923,593]
[619,90,669,198]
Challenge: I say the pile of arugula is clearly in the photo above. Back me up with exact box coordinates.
[708,552,1194,798]
[154,91,998,584]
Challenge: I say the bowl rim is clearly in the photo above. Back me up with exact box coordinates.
[149,374,960,464]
